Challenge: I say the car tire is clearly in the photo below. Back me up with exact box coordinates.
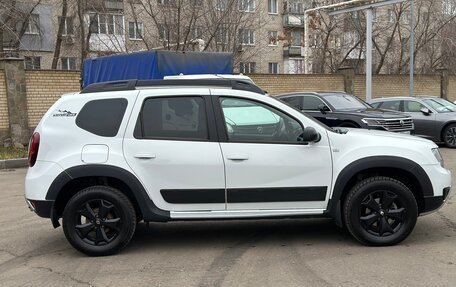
[62,186,136,256]
[443,124,456,148]
[343,176,418,246]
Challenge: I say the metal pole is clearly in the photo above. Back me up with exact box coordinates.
[366,8,373,101]
[409,0,415,97]
[304,11,309,74]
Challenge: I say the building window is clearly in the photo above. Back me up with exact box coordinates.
[216,0,229,10]
[239,29,255,45]
[193,26,203,39]
[24,56,41,70]
[240,62,256,74]
[268,31,278,46]
[58,16,74,36]
[216,26,228,44]
[157,0,176,5]
[268,62,278,74]
[239,0,255,12]
[90,14,124,35]
[61,57,77,70]
[402,11,410,24]
[291,59,304,74]
[25,14,40,34]
[290,31,302,47]
[129,22,143,40]
[268,0,278,14]
[387,9,395,23]
[443,0,456,15]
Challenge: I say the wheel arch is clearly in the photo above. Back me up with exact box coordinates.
[47,164,170,227]
[337,120,360,128]
[327,156,433,223]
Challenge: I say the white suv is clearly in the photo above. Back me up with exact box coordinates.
[25,79,451,256]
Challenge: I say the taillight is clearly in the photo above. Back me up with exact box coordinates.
[28,132,40,167]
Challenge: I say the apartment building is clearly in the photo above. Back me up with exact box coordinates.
[2,0,453,74]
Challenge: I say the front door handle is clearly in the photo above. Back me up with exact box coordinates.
[134,153,156,159]
[226,154,249,161]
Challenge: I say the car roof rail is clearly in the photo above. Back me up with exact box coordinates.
[80,79,265,95]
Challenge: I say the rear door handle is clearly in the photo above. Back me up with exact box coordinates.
[226,154,249,161]
[134,153,156,159]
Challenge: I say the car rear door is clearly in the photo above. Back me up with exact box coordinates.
[212,89,333,212]
[123,89,226,212]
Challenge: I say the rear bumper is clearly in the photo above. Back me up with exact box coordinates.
[422,187,451,214]
[25,199,54,218]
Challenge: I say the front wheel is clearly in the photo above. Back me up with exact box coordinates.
[443,124,456,148]
[63,186,136,256]
[343,177,418,246]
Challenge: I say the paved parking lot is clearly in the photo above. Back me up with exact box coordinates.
[0,149,455,287]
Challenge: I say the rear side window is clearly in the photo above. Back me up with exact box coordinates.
[76,98,128,137]
[302,96,326,111]
[281,96,303,110]
[138,96,208,140]
[378,100,401,111]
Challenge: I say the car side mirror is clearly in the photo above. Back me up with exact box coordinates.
[318,104,330,114]
[420,107,431,116]
[299,127,321,143]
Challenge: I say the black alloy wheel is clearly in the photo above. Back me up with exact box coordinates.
[63,186,136,256]
[443,124,456,148]
[344,177,418,246]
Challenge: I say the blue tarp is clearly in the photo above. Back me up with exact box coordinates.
[82,51,233,87]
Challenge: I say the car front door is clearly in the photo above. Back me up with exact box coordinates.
[301,95,338,126]
[123,89,226,212]
[403,100,436,140]
[212,89,333,212]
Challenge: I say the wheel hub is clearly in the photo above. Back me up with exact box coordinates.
[379,210,385,217]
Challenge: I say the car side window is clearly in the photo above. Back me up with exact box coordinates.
[138,96,208,140]
[379,100,400,111]
[281,96,303,110]
[404,100,426,112]
[302,96,327,111]
[370,102,381,109]
[219,97,304,143]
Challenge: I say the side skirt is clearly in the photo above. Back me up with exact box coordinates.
[170,209,326,219]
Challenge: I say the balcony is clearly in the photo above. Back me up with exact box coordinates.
[284,1,309,14]
[104,0,124,11]
[283,46,304,57]
[283,14,304,27]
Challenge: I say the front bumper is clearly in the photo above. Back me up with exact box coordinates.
[26,198,54,218]
[422,187,452,214]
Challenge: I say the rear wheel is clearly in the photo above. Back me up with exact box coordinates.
[443,124,456,148]
[343,177,418,246]
[63,186,136,256]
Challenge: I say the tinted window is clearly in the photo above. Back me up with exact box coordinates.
[220,97,304,143]
[379,100,401,111]
[322,94,368,110]
[139,97,208,140]
[76,98,128,137]
[302,96,326,111]
[404,100,426,112]
[423,98,456,113]
[281,96,303,110]
[370,102,381,109]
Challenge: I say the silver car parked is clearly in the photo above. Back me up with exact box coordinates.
[369,96,456,148]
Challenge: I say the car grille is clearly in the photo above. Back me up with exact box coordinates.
[377,118,414,132]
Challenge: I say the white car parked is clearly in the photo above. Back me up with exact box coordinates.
[25,79,451,256]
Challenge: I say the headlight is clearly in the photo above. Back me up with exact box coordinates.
[431,148,444,167]
[361,118,382,127]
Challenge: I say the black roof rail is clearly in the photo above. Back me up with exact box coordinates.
[80,79,265,95]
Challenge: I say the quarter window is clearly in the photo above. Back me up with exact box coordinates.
[139,97,208,140]
[220,97,304,143]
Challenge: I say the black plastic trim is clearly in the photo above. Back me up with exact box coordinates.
[327,156,434,218]
[422,196,444,213]
[46,165,170,222]
[161,189,225,204]
[228,187,327,203]
[29,200,54,218]
[81,79,265,95]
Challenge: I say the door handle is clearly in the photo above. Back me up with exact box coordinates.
[134,153,156,159]
[226,154,249,161]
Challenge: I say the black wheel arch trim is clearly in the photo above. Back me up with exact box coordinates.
[326,156,433,219]
[46,164,170,223]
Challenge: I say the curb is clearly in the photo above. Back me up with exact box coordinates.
[0,158,28,169]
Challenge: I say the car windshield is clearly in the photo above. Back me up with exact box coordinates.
[322,94,370,110]
[423,98,456,113]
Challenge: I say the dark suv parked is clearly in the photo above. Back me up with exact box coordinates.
[278,92,413,133]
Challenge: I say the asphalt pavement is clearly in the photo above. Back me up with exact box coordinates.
[0,149,455,287]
